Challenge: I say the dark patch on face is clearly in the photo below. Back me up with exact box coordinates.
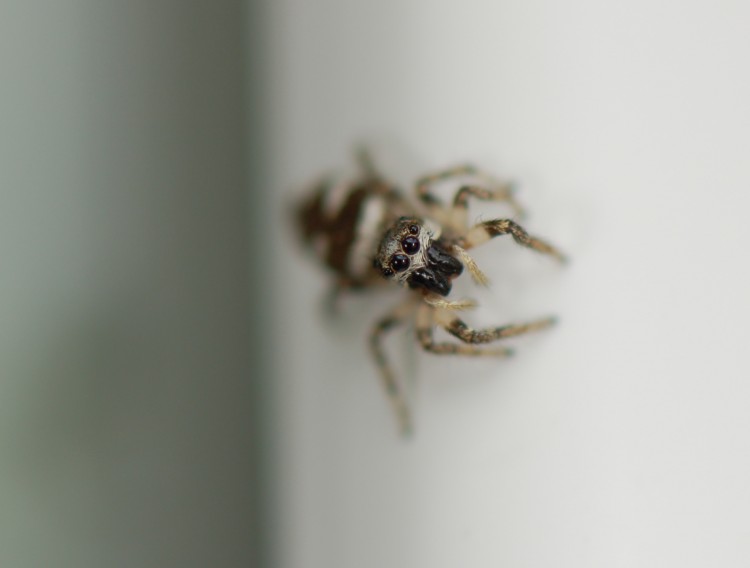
[407,267,452,296]
[426,244,463,276]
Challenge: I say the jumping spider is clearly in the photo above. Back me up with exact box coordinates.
[296,150,567,435]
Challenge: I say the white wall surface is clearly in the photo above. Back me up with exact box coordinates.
[269,1,750,567]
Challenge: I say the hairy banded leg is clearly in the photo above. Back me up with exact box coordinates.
[459,219,567,263]
[353,147,409,208]
[369,301,417,435]
[416,165,521,229]
[434,307,556,348]
[415,304,515,357]
[452,245,490,286]
[449,183,524,229]
[416,164,478,205]
[422,292,477,311]
[415,164,480,227]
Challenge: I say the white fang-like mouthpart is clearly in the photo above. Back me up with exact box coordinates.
[453,245,490,286]
[422,294,477,311]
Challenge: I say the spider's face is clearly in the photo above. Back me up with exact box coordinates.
[374,217,463,296]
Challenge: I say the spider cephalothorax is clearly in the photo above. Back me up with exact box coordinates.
[296,150,567,435]
[374,217,463,297]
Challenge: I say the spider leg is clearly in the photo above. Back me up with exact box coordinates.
[369,300,417,435]
[415,164,522,228]
[459,219,568,263]
[450,183,524,229]
[435,307,557,345]
[323,276,382,316]
[414,164,480,226]
[354,145,381,180]
[422,292,477,311]
[415,304,515,357]
[452,245,490,286]
[415,164,478,205]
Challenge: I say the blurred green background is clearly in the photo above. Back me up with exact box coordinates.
[0,2,268,566]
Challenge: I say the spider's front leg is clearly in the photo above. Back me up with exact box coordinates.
[458,219,568,263]
[415,164,478,209]
[433,305,557,345]
[415,164,523,230]
[415,303,516,357]
[450,183,523,228]
[369,300,417,435]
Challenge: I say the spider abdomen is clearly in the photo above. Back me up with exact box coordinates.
[296,177,410,288]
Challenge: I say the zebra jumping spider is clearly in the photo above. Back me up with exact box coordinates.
[296,149,567,435]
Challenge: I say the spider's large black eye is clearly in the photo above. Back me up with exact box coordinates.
[401,236,420,254]
[390,254,410,272]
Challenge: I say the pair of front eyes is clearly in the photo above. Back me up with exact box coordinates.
[381,224,421,277]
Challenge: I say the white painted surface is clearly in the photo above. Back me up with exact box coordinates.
[269,1,750,567]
